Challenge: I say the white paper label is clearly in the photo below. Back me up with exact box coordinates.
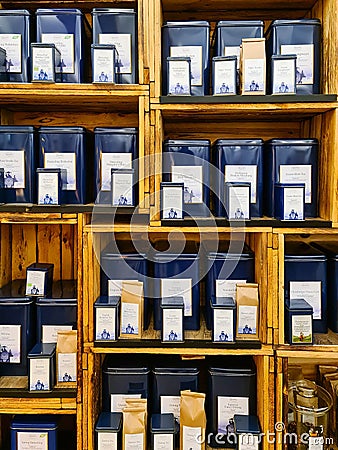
[161,278,192,317]
[169,59,190,95]
[218,396,249,434]
[108,279,139,297]
[121,302,139,334]
[163,308,183,342]
[0,34,22,73]
[29,358,50,391]
[161,396,181,421]
[291,315,312,343]
[214,60,236,95]
[96,308,116,340]
[32,47,54,81]
[41,33,74,73]
[112,172,133,206]
[182,425,202,450]
[273,58,295,94]
[26,271,46,296]
[172,165,203,204]
[237,305,257,335]
[224,46,241,63]
[42,325,72,344]
[111,393,141,412]
[281,44,314,85]
[308,436,324,450]
[44,153,76,191]
[0,325,21,363]
[283,188,304,220]
[228,185,250,219]
[17,432,48,450]
[290,281,321,319]
[214,309,234,342]
[124,433,144,449]
[170,46,203,86]
[99,34,132,74]
[58,353,76,382]
[0,150,25,189]
[225,165,257,203]
[101,153,132,191]
[216,279,247,300]
[93,48,116,82]
[162,186,183,219]
[244,59,265,92]
[280,165,312,203]
[38,172,59,205]
[238,434,260,450]
[98,432,117,450]
[154,433,174,450]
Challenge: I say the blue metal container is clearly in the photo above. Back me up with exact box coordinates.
[163,139,211,217]
[274,183,305,220]
[95,412,122,450]
[160,296,184,343]
[210,296,236,343]
[94,127,138,204]
[162,21,210,96]
[266,19,321,94]
[11,415,58,450]
[31,43,62,83]
[284,241,327,333]
[38,126,89,205]
[213,139,264,218]
[36,9,84,83]
[0,126,35,204]
[91,44,117,83]
[270,54,297,95]
[234,415,261,450]
[0,281,35,376]
[151,414,176,450]
[285,298,313,345]
[102,355,150,412]
[92,8,138,84]
[26,262,54,297]
[264,139,319,218]
[0,10,31,82]
[94,296,120,342]
[28,343,56,391]
[37,168,63,206]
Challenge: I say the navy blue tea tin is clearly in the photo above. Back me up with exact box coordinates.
[162,21,210,96]
[284,241,327,333]
[11,415,58,450]
[151,414,176,450]
[28,343,56,391]
[160,296,184,343]
[234,415,261,450]
[274,183,305,220]
[0,126,35,204]
[285,298,313,345]
[94,296,120,342]
[210,296,236,343]
[26,262,54,297]
[91,44,118,83]
[95,412,122,450]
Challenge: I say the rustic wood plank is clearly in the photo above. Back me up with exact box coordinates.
[278,234,285,345]
[61,224,75,280]
[37,224,61,280]
[0,224,11,288]
[138,95,146,208]
[11,224,37,280]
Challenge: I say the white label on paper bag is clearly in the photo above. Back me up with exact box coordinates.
[98,432,117,450]
[163,308,183,342]
[228,185,250,219]
[44,153,76,191]
[237,305,257,335]
[96,308,116,340]
[214,309,234,342]
[17,432,48,450]
[101,153,132,191]
[225,165,257,203]
[290,281,321,319]
[292,315,312,344]
[170,46,203,86]
[214,60,236,95]
[244,59,265,92]
[32,46,54,81]
[112,172,133,206]
[29,358,50,391]
[182,426,202,450]
[161,396,181,421]
[124,433,144,450]
[154,433,174,450]
[273,58,295,94]
[0,325,21,363]
[216,279,246,300]
[0,34,22,73]
[111,393,141,412]
[41,33,74,73]
[42,325,72,344]
[161,278,192,317]
[172,165,203,204]
[162,186,183,219]
[93,48,116,83]
[283,188,304,220]
[217,396,249,434]
[38,172,59,205]
[99,33,132,74]
[281,44,314,85]
[108,279,139,297]
[238,434,260,450]
[0,150,25,189]
[120,302,139,334]
[26,270,46,296]
[280,165,312,203]
[58,353,76,382]
[169,59,190,95]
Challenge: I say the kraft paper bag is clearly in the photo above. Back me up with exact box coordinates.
[236,283,259,340]
[122,407,147,450]
[125,398,148,432]
[119,281,144,339]
[180,390,206,450]
[240,38,266,95]
[56,330,77,387]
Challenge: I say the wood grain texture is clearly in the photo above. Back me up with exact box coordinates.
[0,224,11,288]
[11,225,37,280]
[37,224,61,280]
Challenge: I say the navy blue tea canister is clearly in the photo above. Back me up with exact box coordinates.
[212,56,237,95]
[31,43,61,83]
[234,415,261,450]
[162,21,210,96]
[95,412,122,450]
[225,182,251,220]
[213,139,264,218]
[270,54,297,95]
[163,139,211,217]
[274,183,305,220]
[264,139,319,218]
[94,296,120,342]
[0,10,31,82]
[37,168,63,206]
[36,8,84,83]
[11,415,58,450]
[0,126,35,204]
[151,414,176,450]
[91,44,117,83]
[28,343,56,391]
[284,241,327,333]
[26,262,54,297]
[285,298,313,345]
[92,8,137,84]
[210,296,236,343]
[160,296,184,343]
[167,56,191,96]
[266,19,321,94]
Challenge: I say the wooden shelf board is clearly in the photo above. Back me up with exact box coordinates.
[160,94,337,104]
[277,330,338,356]
[0,204,147,215]
[273,227,338,235]
[1,0,135,10]
[0,211,78,225]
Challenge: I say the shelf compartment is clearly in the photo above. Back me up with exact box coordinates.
[159,94,337,104]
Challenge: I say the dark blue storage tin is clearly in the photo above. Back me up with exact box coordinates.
[0,281,35,376]
[270,54,297,95]
[213,139,264,218]
[163,139,211,217]
[38,126,89,205]
[234,415,261,450]
[160,296,184,343]
[95,412,122,450]
[153,240,200,330]
[284,241,327,333]
[26,262,54,297]
[37,168,63,205]
[11,415,58,450]
[36,8,84,83]
[285,298,313,345]
[92,8,138,84]
[94,127,138,204]
[162,21,210,96]
[28,343,56,391]
[91,44,118,83]
[274,183,305,220]
[264,139,319,218]
[151,414,176,450]
[102,355,150,412]
[94,296,120,341]
[0,126,35,204]
[266,19,321,94]
[0,10,31,82]
[210,296,236,343]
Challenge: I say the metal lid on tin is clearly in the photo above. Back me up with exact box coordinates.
[0,9,30,15]
[95,412,122,432]
[152,367,199,375]
[151,413,176,433]
[0,126,34,133]
[164,139,210,147]
[285,298,313,313]
[285,241,326,261]
[94,296,120,307]
[160,296,184,309]
[163,21,210,28]
[0,280,32,303]
[203,241,254,260]
[11,415,58,430]
[234,414,261,434]
[270,19,321,27]
[101,241,147,259]
[94,127,137,135]
[103,356,149,375]
[152,239,199,260]
[209,357,256,375]
[36,8,82,15]
[38,126,86,134]
[28,343,56,358]
[214,139,263,146]
[210,296,236,309]
[216,20,264,27]
[266,138,318,145]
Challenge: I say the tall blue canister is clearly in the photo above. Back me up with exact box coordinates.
[92,8,138,84]
[38,126,89,204]
[36,9,84,83]
[284,241,327,333]
[153,240,200,330]
[264,139,318,218]
[0,10,31,82]
[162,21,210,96]
[0,281,35,376]
[94,127,138,204]
[0,126,35,203]
[11,415,58,450]
[203,241,255,330]
[213,139,264,218]
[163,139,210,217]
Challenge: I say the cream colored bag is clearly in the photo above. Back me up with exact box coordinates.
[56,330,77,386]
[236,283,259,340]
[122,406,147,450]
[120,281,144,339]
[180,391,206,450]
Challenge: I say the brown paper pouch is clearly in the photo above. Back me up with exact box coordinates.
[236,283,259,340]
[122,407,146,450]
[125,399,148,432]
[240,38,266,95]
[180,391,206,450]
[56,330,77,387]
[119,281,144,339]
